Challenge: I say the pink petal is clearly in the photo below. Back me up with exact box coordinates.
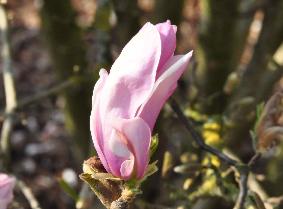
[99,114,133,178]
[108,129,131,158]
[0,174,15,209]
[111,117,151,179]
[100,117,133,177]
[90,69,111,172]
[138,51,193,130]
[155,20,177,78]
[120,158,135,180]
[91,69,108,106]
[99,22,161,119]
[106,128,135,180]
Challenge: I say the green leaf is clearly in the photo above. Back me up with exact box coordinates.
[150,134,159,158]
[254,102,265,131]
[58,178,79,201]
[124,179,142,195]
[256,102,265,120]
[140,161,158,183]
[122,161,159,196]
[250,130,258,153]
[249,102,264,152]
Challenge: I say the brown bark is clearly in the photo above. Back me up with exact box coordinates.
[193,0,242,113]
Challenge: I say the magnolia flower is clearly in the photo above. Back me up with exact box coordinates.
[90,20,192,180]
[0,173,15,209]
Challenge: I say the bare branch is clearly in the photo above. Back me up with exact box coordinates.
[0,4,17,112]
[0,3,17,167]
[169,98,237,166]
[233,166,249,209]
[169,99,263,209]
[17,179,42,209]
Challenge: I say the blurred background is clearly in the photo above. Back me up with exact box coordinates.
[0,0,283,208]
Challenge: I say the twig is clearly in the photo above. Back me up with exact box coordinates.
[0,3,17,167]
[17,179,42,209]
[234,153,261,209]
[169,99,237,166]
[110,188,135,209]
[240,0,270,18]
[232,153,262,209]
[233,165,249,209]
[0,77,82,118]
[248,152,261,167]
[16,78,75,109]
[0,5,16,112]
[267,195,283,206]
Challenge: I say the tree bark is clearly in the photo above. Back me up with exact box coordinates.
[193,0,244,113]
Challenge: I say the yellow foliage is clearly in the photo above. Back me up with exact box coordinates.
[202,155,221,167]
[202,131,221,145]
[202,121,222,145]
[184,108,208,122]
[203,122,221,131]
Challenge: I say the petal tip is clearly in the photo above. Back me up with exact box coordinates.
[99,68,108,77]
[182,50,193,63]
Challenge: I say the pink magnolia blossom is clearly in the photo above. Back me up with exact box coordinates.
[0,174,15,209]
[90,20,192,180]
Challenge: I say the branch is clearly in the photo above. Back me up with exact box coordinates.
[240,0,269,18]
[169,99,237,166]
[0,3,17,168]
[0,75,95,166]
[233,166,249,209]
[110,188,135,209]
[248,152,261,167]
[233,152,262,209]
[16,78,75,109]
[0,76,88,119]
[0,4,16,112]
[169,99,262,209]
[17,179,42,209]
